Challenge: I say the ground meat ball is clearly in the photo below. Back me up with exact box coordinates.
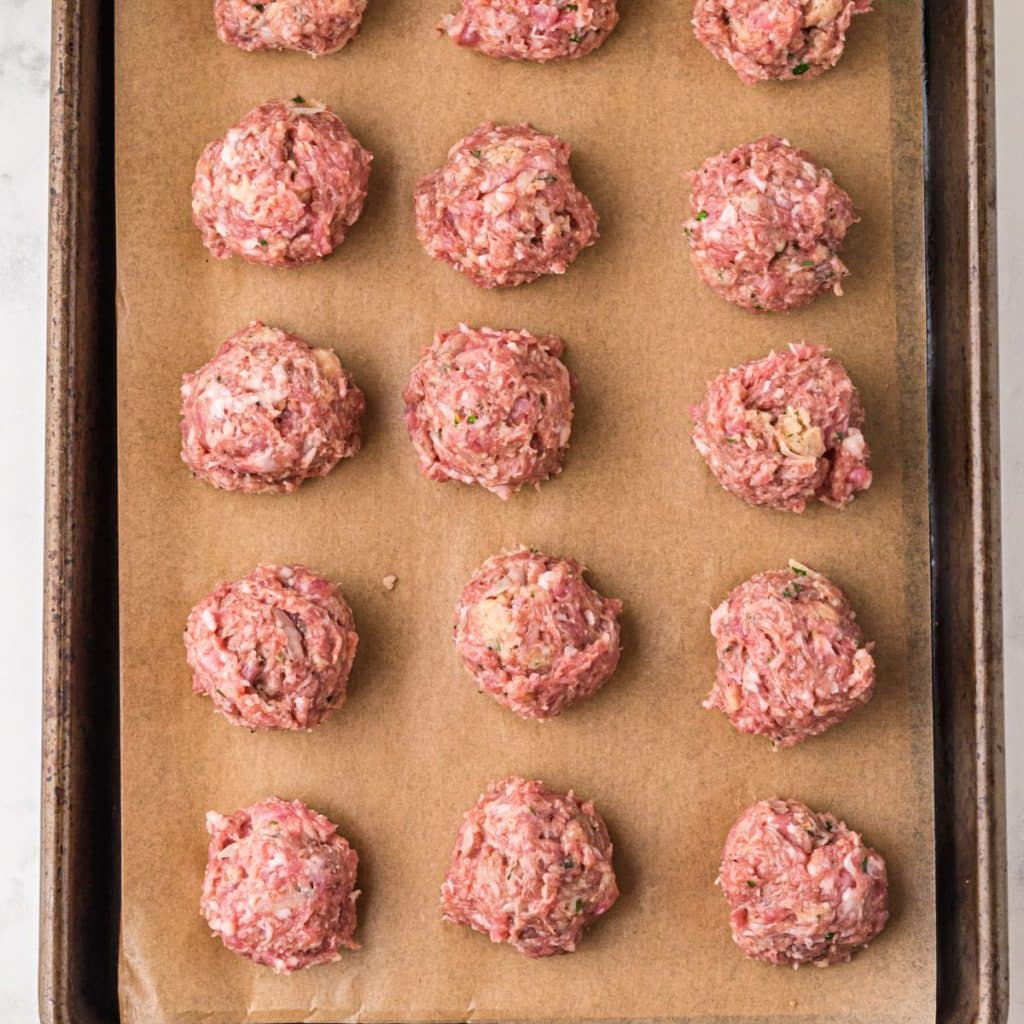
[691,344,872,511]
[454,548,621,719]
[215,0,368,56]
[704,562,875,747]
[719,799,888,966]
[693,0,872,83]
[403,326,574,499]
[185,564,358,731]
[201,797,360,972]
[192,98,372,268]
[181,321,364,494]
[414,123,598,288]
[685,136,857,311]
[440,0,619,61]
[441,777,619,956]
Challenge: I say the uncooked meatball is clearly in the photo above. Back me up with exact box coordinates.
[440,0,619,61]
[201,797,360,972]
[704,562,875,747]
[185,564,358,731]
[441,776,619,956]
[719,799,888,966]
[454,548,621,719]
[691,344,872,511]
[215,0,368,56]
[693,0,872,83]
[192,98,372,268]
[414,123,598,288]
[403,325,574,499]
[181,321,365,494]
[685,135,858,311]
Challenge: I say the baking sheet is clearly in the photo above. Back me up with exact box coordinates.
[114,1,933,1021]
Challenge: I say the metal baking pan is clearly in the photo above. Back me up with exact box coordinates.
[39,0,1007,1020]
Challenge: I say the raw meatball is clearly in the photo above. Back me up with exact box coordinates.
[403,325,575,499]
[685,135,857,311]
[192,98,372,268]
[693,0,872,83]
[719,799,888,966]
[704,562,875,747]
[440,0,619,61]
[441,776,619,956]
[185,564,358,731]
[691,343,872,511]
[454,548,621,719]
[215,0,368,56]
[181,321,365,494]
[414,123,598,288]
[201,797,360,972]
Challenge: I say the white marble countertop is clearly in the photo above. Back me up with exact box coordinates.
[0,2,1019,1020]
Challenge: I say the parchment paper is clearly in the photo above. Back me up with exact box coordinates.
[115,1,934,1021]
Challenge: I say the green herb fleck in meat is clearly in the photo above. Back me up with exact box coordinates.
[696,210,709,221]
[792,63,810,75]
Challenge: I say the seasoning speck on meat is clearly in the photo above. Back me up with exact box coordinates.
[693,0,872,83]
[440,0,619,62]
[414,123,598,289]
[185,564,358,731]
[201,797,360,972]
[404,325,575,499]
[181,321,364,494]
[454,548,622,719]
[685,135,858,311]
[441,776,619,956]
[192,98,372,268]
[705,562,875,747]
[691,343,872,511]
[215,0,368,56]
[719,799,888,966]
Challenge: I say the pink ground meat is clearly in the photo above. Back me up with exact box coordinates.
[693,0,872,83]
[214,0,368,56]
[704,562,875,747]
[192,98,372,268]
[441,776,619,956]
[454,548,621,719]
[201,797,360,972]
[440,0,619,61]
[403,325,575,499]
[185,564,358,731]
[684,135,858,311]
[181,321,364,494]
[719,799,888,966]
[691,343,872,512]
[414,122,598,288]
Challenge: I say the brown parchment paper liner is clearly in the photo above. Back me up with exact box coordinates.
[115,1,933,1021]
